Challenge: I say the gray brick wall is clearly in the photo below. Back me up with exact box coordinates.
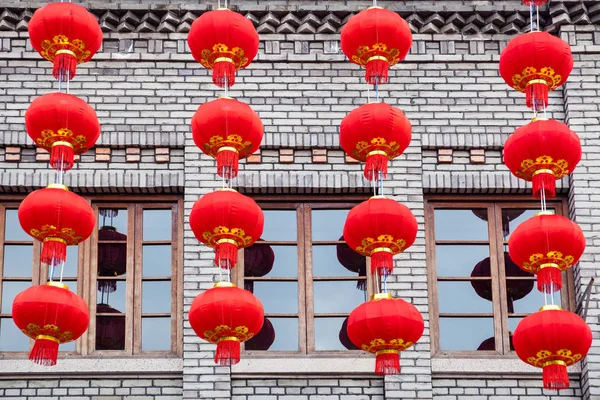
[231,378,384,399]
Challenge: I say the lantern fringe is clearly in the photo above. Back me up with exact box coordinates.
[537,267,562,293]
[371,250,393,275]
[215,339,241,366]
[216,149,239,179]
[41,240,67,266]
[365,58,389,85]
[213,60,236,88]
[532,170,556,199]
[522,0,548,6]
[52,53,77,82]
[50,143,75,171]
[215,241,238,269]
[356,279,367,291]
[543,363,570,390]
[526,82,549,111]
[375,351,400,376]
[30,337,59,366]
[364,153,388,181]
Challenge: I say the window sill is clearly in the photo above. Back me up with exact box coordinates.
[432,357,581,376]
[231,355,375,376]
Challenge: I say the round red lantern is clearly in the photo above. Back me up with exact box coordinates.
[95,303,125,350]
[244,239,274,292]
[245,317,275,351]
[187,9,259,87]
[337,235,367,291]
[18,185,95,266]
[188,282,264,365]
[504,119,581,200]
[340,102,412,181]
[191,97,263,179]
[523,0,548,5]
[28,2,103,81]
[341,7,412,85]
[12,282,89,366]
[25,92,101,171]
[513,306,592,390]
[97,226,127,293]
[508,212,585,294]
[189,189,264,269]
[343,197,417,275]
[499,31,573,110]
[347,293,424,375]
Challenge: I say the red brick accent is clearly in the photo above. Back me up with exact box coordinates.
[437,148,453,164]
[155,147,170,163]
[95,147,111,162]
[5,147,20,162]
[247,149,261,164]
[312,149,327,163]
[126,147,141,162]
[279,148,294,163]
[470,148,485,164]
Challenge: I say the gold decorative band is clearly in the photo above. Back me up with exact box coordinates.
[36,334,60,344]
[531,117,549,123]
[55,49,77,58]
[540,304,562,312]
[46,183,69,191]
[373,247,394,254]
[367,55,389,63]
[535,210,554,217]
[215,57,234,64]
[217,238,237,246]
[371,292,393,301]
[532,169,554,177]
[543,360,567,368]
[51,141,74,149]
[46,281,69,290]
[43,237,67,245]
[539,262,559,270]
[376,349,399,356]
[218,336,240,343]
[369,195,387,200]
[218,96,234,100]
[214,281,236,288]
[366,150,388,158]
[218,188,237,192]
[526,79,548,87]
[217,146,239,154]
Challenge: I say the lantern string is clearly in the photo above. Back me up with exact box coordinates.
[383,271,388,293]
[378,170,383,196]
[66,69,70,93]
[529,3,535,32]
[536,6,540,32]
[375,82,379,102]
[59,259,65,283]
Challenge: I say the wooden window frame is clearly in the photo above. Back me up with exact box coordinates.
[425,195,575,358]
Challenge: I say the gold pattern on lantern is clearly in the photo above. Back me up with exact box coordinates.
[361,338,414,353]
[203,135,253,158]
[351,43,400,67]
[517,156,569,180]
[203,324,254,343]
[521,251,575,273]
[30,225,82,245]
[202,226,253,248]
[526,348,582,368]
[37,128,88,151]
[200,43,249,70]
[355,235,406,256]
[40,35,91,63]
[353,137,402,162]
[22,323,74,343]
[512,66,562,92]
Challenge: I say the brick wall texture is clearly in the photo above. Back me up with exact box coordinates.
[0,0,599,399]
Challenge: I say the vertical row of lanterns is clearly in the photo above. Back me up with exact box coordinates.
[10,3,103,365]
[499,0,592,390]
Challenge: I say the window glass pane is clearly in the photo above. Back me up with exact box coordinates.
[96,308,125,351]
[258,317,298,351]
[0,317,30,351]
[62,245,78,278]
[2,245,33,277]
[63,281,77,295]
[142,317,171,351]
[510,281,560,314]
[434,209,489,241]
[312,209,349,241]
[440,317,494,351]
[314,245,366,278]
[142,281,171,314]
[502,208,556,240]
[245,317,275,351]
[60,341,75,352]
[262,210,297,241]
[314,281,366,314]
[98,226,128,278]
[436,245,490,277]
[315,317,354,351]
[143,209,172,241]
[438,281,493,313]
[4,209,30,241]
[97,280,126,311]
[245,244,296,279]
[252,282,298,314]
[142,245,171,277]
[98,208,127,234]
[1,281,30,313]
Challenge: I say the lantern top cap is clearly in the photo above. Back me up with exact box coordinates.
[369,195,388,200]
[540,304,562,312]
[214,281,236,288]
[366,6,384,10]
[218,96,234,100]
[535,211,554,217]
[217,188,238,193]
[46,184,69,191]
[531,117,549,122]
[371,292,393,301]
[46,281,68,290]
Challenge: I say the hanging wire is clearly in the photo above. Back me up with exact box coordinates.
[536,5,540,32]
[383,271,388,293]
[375,82,380,102]
[59,259,65,283]
[66,69,70,93]
[529,2,535,32]
[378,170,383,196]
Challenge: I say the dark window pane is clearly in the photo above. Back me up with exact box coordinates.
[4,209,30,241]
[142,281,171,314]
[263,317,298,351]
[96,311,125,351]
[1,281,30,313]
[245,245,296,279]
[315,317,353,351]
[143,209,172,241]
[142,245,171,277]
[313,245,366,278]
[314,281,366,314]
[436,245,490,277]
[0,317,30,351]
[440,317,494,351]
[142,317,170,351]
[62,246,78,278]
[98,225,128,278]
[510,281,560,314]
[97,280,126,311]
[98,209,127,235]
[262,210,296,241]
[438,281,493,313]
[312,209,349,241]
[2,245,33,277]
[502,208,555,240]
[252,282,298,314]
[434,209,489,241]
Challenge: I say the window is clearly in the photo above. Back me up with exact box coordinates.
[425,197,574,356]
[234,198,374,355]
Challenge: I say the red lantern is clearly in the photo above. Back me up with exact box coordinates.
[343,197,417,275]
[508,213,585,293]
[513,307,592,390]
[18,185,95,266]
[341,7,412,85]
[523,0,548,5]
[499,32,573,110]
[337,235,367,291]
[340,102,412,181]
[187,9,259,88]
[191,97,263,179]
[95,303,125,350]
[244,239,274,292]
[188,282,264,365]
[28,2,103,81]
[245,317,275,351]
[504,119,581,199]
[25,92,100,171]
[347,293,424,375]
[97,226,127,293]
[189,189,264,269]
[12,282,89,366]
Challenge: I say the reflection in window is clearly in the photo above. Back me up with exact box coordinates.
[245,317,275,351]
[440,317,494,351]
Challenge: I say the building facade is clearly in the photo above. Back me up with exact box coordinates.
[0,0,598,399]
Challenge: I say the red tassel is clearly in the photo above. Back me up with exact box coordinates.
[542,361,570,391]
[364,152,389,181]
[214,241,238,269]
[375,350,400,375]
[216,148,239,179]
[215,338,241,366]
[356,279,367,291]
[212,60,236,88]
[52,52,77,82]
[371,249,393,275]
[526,82,549,111]
[30,335,59,366]
[523,0,548,5]
[532,170,556,199]
[50,143,75,171]
[537,266,562,293]
[365,58,390,85]
[41,238,67,266]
